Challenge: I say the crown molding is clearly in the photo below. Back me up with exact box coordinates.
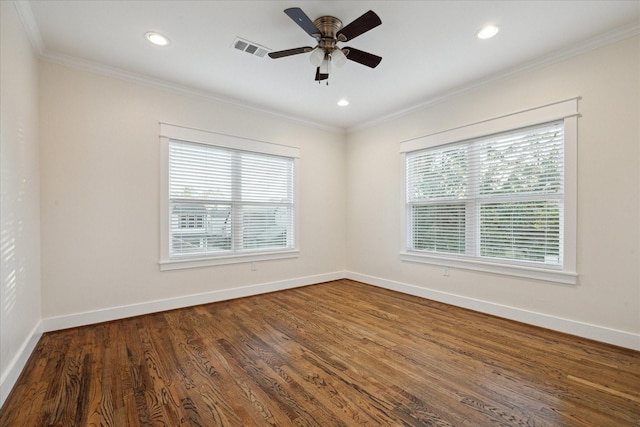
[40,50,345,134]
[349,22,640,133]
[13,2,343,134]
[13,0,44,54]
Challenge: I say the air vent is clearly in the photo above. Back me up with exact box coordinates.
[232,37,270,58]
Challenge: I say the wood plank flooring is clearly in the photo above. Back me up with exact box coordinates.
[1,279,639,426]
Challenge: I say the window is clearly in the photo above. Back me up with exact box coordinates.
[401,99,578,284]
[407,122,563,262]
[160,124,299,270]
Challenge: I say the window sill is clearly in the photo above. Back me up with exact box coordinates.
[400,252,577,284]
[160,250,300,271]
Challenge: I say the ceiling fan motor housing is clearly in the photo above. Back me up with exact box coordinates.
[313,16,342,38]
[313,16,343,51]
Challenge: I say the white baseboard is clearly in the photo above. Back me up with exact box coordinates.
[0,321,43,408]
[3,270,637,411]
[346,271,640,351]
[42,272,344,332]
[41,270,640,350]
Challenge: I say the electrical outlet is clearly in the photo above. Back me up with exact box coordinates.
[443,266,450,277]
[251,262,256,271]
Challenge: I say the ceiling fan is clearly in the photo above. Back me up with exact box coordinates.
[268,7,382,84]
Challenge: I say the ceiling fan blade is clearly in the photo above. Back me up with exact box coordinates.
[284,7,321,38]
[344,47,382,68]
[268,47,313,59]
[336,10,381,42]
[315,67,329,81]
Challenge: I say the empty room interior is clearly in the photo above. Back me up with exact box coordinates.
[1,1,639,425]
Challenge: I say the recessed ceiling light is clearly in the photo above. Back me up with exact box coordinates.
[337,99,349,107]
[145,32,169,46]
[476,25,500,40]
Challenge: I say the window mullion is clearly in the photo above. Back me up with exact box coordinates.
[231,151,243,251]
[466,143,480,257]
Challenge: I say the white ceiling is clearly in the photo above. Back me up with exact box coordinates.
[20,1,640,130]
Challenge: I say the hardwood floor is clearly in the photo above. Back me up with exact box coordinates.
[1,279,638,426]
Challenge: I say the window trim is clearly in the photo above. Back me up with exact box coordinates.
[400,98,578,284]
[159,123,300,271]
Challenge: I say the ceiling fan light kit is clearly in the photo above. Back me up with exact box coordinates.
[309,47,325,66]
[319,55,331,75]
[331,48,348,67]
[268,7,382,84]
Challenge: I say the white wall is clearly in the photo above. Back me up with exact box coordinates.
[0,2,43,405]
[346,35,640,348]
[39,61,347,325]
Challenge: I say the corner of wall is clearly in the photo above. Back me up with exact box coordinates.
[0,322,42,408]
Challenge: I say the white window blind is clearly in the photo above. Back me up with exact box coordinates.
[169,139,295,259]
[406,121,564,267]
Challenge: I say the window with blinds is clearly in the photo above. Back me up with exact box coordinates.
[406,121,564,267]
[168,139,295,259]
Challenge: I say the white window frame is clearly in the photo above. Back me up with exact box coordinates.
[159,123,300,271]
[400,98,578,284]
